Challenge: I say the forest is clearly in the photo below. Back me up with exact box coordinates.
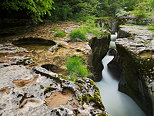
[0,0,154,22]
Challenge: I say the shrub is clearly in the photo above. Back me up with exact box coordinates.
[54,30,66,37]
[66,56,90,78]
[69,20,104,41]
[148,23,154,31]
[70,29,87,41]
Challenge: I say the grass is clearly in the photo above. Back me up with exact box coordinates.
[55,30,66,37]
[148,23,154,31]
[70,28,87,41]
[66,56,90,79]
[51,28,66,37]
[69,24,105,41]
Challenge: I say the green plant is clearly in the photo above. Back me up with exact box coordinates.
[1,0,54,22]
[69,73,77,82]
[135,21,147,25]
[70,29,87,41]
[54,30,66,37]
[148,23,154,31]
[70,18,105,41]
[66,56,90,78]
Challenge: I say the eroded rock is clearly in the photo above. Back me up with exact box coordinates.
[116,25,154,116]
[0,65,107,116]
[88,32,111,81]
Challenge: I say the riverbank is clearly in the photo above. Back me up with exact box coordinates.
[0,21,108,116]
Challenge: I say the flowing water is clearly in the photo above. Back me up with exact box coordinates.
[96,34,146,116]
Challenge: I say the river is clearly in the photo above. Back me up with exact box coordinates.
[96,34,146,116]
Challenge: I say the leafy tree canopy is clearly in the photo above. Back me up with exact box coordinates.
[0,0,54,21]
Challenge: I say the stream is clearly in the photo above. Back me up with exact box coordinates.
[96,34,146,116]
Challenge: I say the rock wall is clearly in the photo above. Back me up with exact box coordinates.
[116,25,154,116]
[88,32,111,82]
[108,48,122,80]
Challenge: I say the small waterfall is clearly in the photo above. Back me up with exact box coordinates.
[96,33,146,116]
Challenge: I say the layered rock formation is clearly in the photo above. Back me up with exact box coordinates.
[116,25,154,116]
[89,32,110,82]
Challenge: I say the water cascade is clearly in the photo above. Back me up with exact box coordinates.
[96,34,146,116]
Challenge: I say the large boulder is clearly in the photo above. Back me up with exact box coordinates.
[88,32,111,82]
[116,25,154,116]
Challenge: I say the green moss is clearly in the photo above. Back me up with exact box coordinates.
[44,86,56,94]
[40,85,44,89]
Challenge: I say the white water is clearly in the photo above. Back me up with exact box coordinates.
[96,33,146,116]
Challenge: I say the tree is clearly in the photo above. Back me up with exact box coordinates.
[49,0,99,21]
[0,0,54,21]
[133,0,154,18]
[97,0,137,17]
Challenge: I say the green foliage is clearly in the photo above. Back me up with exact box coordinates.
[49,0,99,21]
[97,0,137,17]
[54,30,66,37]
[70,18,105,41]
[70,28,87,41]
[1,0,54,22]
[148,23,154,31]
[135,21,147,25]
[66,56,90,78]
[132,0,154,19]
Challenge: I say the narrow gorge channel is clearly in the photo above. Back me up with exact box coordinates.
[96,34,146,116]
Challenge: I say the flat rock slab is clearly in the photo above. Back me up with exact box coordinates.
[0,65,106,116]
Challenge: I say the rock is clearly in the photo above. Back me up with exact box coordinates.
[0,44,28,55]
[108,48,122,80]
[88,32,111,81]
[9,56,33,65]
[49,41,67,52]
[12,37,56,46]
[116,25,154,116]
[0,65,108,116]
[95,18,118,33]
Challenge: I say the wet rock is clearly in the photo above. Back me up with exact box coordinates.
[108,49,122,80]
[12,37,56,46]
[116,25,154,116]
[88,32,111,81]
